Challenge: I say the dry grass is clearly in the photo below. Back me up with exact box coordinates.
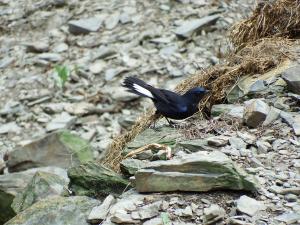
[230,0,300,48]
[102,37,294,172]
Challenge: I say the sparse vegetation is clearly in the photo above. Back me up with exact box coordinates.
[54,65,70,88]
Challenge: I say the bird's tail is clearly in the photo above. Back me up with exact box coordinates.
[122,77,154,99]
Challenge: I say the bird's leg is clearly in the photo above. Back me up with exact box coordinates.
[165,117,177,127]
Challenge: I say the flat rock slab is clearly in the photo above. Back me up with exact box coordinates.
[243,99,270,128]
[68,162,129,198]
[174,15,220,38]
[135,151,259,192]
[5,196,100,225]
[6,130,93,172]
[68,17,103,34]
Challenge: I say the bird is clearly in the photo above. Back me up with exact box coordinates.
[122,76,209,125]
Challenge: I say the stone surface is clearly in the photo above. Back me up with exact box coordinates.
[211,104,244,118]
[236,195,266,216]
[243,99,270,128]
[203,204,225,225]
[6,130,93,172]
[275,212,300,224]
[120,159,150,176]
[11,171,69,213]
[174,15,220,38]
[5,196,100,225]
[280,111,300,136]
[68,17,103,34]
[135,151,259,192]
[282,65,300,94]
[88,195,116,224]
[0,167,67,224]
[68,162,129,197]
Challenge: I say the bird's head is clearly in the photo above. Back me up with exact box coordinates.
[183,87,209,102]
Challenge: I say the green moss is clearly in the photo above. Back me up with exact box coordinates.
[59,131,93,163]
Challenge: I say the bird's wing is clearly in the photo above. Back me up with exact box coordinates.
[122,77,171,103]
[158,89,187,112]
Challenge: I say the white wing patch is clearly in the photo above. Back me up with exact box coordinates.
[133,84,154,98]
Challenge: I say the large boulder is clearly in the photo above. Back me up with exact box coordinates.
[5,196,100,225]
[68,162,129,198]
[134,151,259,192]
[0,167,67,224]
[11,171,69,213]
[6,130,93,172]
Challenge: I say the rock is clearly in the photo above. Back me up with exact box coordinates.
[236,131,256,145]
[120,159,150,176]
[174,15,220,38]
[229,137,247,150]
[282,65,300,94]
[104,12,120,30]
[248,80,268,94]
[68,162,129,197]
[6,130,93,172]
[124,126,181,156]
[68,17,103,34]
[284,193,298,202]
[11,171,69,213]
[46,112,76,132]
[275,212,300,224]
[52,42,69,53]
[89,60,106,74]
[0,57,14,69]
[280,111,300,136]
[111,210,139,224]
[0,167,67,224]
[0,122,21,134]
[262,106,281,126]
[143,217,163,225]
[88,195,116,224]
[203,204,225,225]
[207,136,229,147]
[64,102,94,115]
[256,140,272,153]
[5,196,100,225]
[236,195,266,216]
[37,53,62,62]
[25,41,49,53]
[211,104,244,118]
[137,201,161,220]
[178,138,216,152]
[135,151,259,192]
[243,99,270,128]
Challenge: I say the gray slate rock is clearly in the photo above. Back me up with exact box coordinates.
[203,204,225,225]
[68,17,103,34]
[211,104,244,118]
[5,196,100,225]
[0,167,67,224]
[236,195,266,216]
[174,15,220,38]
[275,212,300,224]
[88,195,116,224]
[120,159,150,176]
[68,162,129,198]
[37,53,62,62]
[282,65,300,94]
[6,130,93,172]
[243,99,270,128]
[11,171,69,213]
[135,151,259,192]
[280,111,300,136]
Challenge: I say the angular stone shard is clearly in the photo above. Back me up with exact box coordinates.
[243,99,270,128]
[135,151,259,192]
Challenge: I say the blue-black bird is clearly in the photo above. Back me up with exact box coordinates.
[122,77,209,124]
